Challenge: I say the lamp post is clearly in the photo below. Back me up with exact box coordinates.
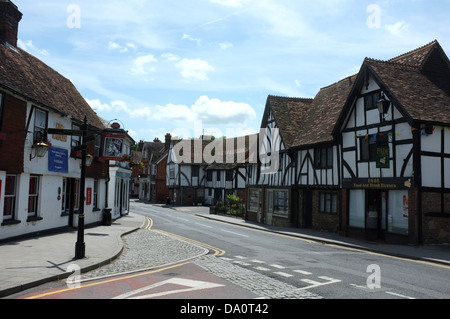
[75,116,88,260]
[47,116,96,260]
[376,92,391,122]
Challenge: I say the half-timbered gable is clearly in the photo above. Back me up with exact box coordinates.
[334,40,450,244]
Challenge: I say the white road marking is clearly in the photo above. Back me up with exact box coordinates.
[113,278,225,299]
[251,260,266,264]
[293,270,313,275]
[254,267,271,272]
[274,272,294,278]
[221,229,249,238]
[270,264,286,269]
[195,222,212,228]
[385,291,415,299]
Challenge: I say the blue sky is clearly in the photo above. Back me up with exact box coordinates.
[13,0,450,142]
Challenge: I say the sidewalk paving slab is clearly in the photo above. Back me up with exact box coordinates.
[0,213,145,298]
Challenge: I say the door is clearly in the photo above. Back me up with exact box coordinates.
[366,190,387,240]
[266,190,273,225]
[303,190,313,228]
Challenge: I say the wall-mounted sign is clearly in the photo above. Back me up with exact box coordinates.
[376,146,390,168]
[342,178,413,190]
[52,123,68,142]
[103,133,125,161]
[86,187,92,205]
[48,147,69,173]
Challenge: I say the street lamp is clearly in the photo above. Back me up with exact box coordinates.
[75,116,89,260]
[376,92,391,116]
[30,142,49,160]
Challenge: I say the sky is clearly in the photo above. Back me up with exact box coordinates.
[12,0,450,142]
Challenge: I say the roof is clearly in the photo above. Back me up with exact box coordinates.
[267,75,356,149]
[268,40,450,149]
[367,58,450,124]
[0,43,105,129]
[266,96,313,149]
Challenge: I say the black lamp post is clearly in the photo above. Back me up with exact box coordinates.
[75,116,88,260]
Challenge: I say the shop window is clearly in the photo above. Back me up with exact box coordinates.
[3,175,17,220]
[248,189,261,213]
[273,190,289,216]
[319,192,337,214]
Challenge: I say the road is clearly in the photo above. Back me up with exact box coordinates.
[133,202,450,299]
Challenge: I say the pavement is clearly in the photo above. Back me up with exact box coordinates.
[1,204,449,298]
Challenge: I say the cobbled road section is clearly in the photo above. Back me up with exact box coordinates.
[82,229,322,299]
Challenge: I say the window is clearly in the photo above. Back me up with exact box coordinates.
[192,166,199,177]
[34,109,48,142]
[319,192,338,214]
[315,147,333,169]
[94,134,102,157]
[28,176,40,217]
[151,165,157,176]
[71,123,81,151]
[270,190,289,216]
[0,92,4,130]
[226,170,233,181]
[61,178,67,213]
[207,170,213,181]
[360,134,388,162]
[3,175,16,220]
[217,171,221,181]
[364,91,381,111]
[93,180,99,210]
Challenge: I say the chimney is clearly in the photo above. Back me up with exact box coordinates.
[0,0,22,48]
[165,133,172,150]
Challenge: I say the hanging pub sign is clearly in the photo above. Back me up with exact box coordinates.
[103,133,125,161]
[376,145,390,168]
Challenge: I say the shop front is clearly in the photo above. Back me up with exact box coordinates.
[343,177,413,244]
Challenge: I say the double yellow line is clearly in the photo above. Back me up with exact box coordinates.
[143,216,225,257]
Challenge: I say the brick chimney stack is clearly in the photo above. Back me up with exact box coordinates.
[165,133,172,150]
[0,0,22,48]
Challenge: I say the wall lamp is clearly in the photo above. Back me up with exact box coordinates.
[30,142,49,160]
[376,92,391,115]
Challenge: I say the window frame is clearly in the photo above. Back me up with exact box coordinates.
[28,175,40,218]
[33,108,48,143]
[319,192,338,214]
[314,146,334,169]
[3,174,17,220]
[359,134,389,162]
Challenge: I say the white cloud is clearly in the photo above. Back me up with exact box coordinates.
[85,98,112,112]
[153,96,256,126]
[182,34,202,46]
[385,21,410,36]
[210,0,247,7]
[17,39,49,57]
[175,58,215,81]
[108,41,138,53]
[219,42,233,49]
[131,54,158,75]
